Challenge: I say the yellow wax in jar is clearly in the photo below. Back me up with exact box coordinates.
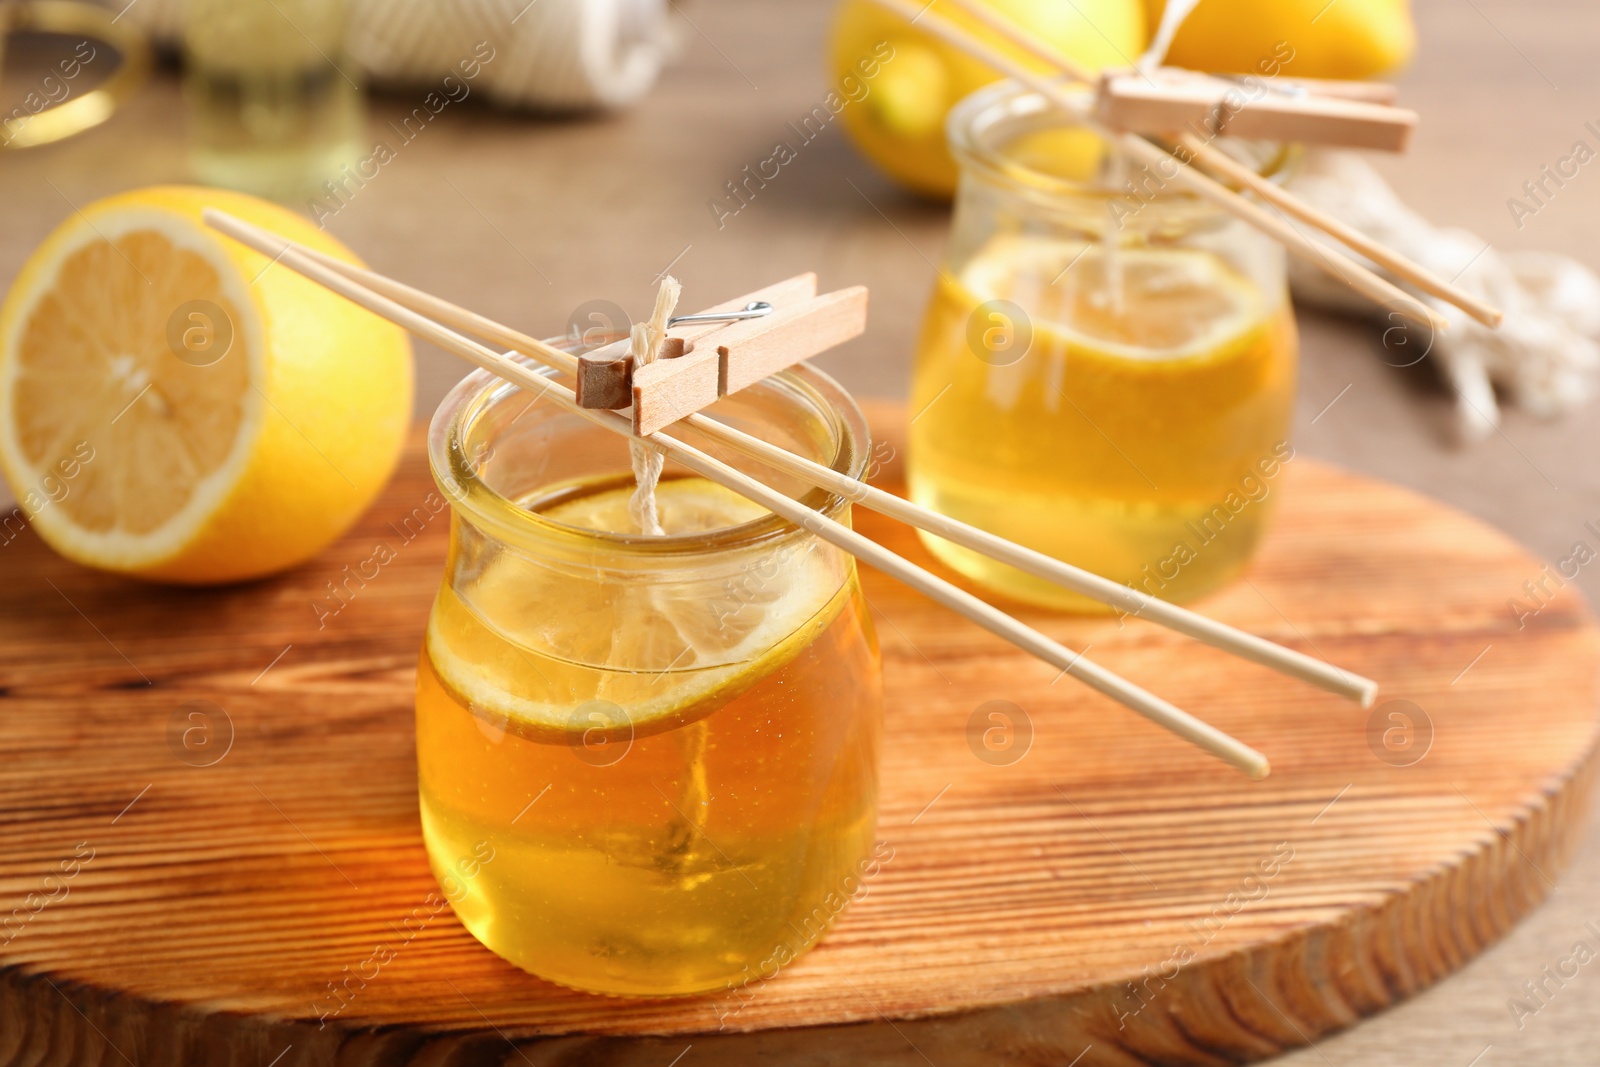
[908,235,1298,611]
[415,475,882,997]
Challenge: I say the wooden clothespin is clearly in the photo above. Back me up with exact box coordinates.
[576,274,868,435]
[1097,67,1417,152]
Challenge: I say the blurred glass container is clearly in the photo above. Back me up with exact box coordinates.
[183,0,363,201]
[0,1,151,150]
[907,81,1299,612]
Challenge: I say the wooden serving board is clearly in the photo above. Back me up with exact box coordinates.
[1,406,1596,1067]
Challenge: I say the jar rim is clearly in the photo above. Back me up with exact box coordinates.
[427,346,871,560]
[945,79,1296,216]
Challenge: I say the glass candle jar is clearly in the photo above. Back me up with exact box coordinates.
[183,0,364,200]
[418,356,883,997]
[908,81,1299,612]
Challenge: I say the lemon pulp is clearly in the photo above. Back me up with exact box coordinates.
[0,185,412,583]
[10,231,251,537]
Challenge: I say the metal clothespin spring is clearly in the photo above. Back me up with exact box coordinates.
[667,301,774,328]
[1217,73,1310,99]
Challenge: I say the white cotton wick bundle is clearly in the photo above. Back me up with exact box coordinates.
[346,0,675,111]
[124,0,675,111]
[1283,150,1600,442]
[627,276,682,535]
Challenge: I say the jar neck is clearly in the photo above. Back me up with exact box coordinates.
[946,80,1296,241]
[428,358,870,574]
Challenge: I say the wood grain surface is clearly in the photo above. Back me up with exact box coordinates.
[0,406,1594,1066]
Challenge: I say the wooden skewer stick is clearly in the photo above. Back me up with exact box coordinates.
[889,0,1480,333]
[231,222,1379,709]
[1114,133,1450,333]
[941,0,1498,325]
[650,417,1380,709]
[204,208,1272,779]
[941,0,1499,327]
[1168,132,1503,327]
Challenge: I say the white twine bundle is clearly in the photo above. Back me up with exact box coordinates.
[1285,150,1600,440]
[626,276,680,535]
[345,0,673,110]
[117,0,674,110]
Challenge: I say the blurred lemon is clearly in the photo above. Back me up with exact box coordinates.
[0,186,413,584]
[1145,0,1414,80]
[831,0,1146,198]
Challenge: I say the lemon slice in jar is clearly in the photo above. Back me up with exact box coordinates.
[540,475,767,536]
[961,234,1272,362]
[424,476,850,742]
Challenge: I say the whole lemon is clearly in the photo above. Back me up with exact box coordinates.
[0,186,414,584]
[830,0,1147,199]
[1145,0,1414,80]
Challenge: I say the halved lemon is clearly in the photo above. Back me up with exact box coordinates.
[962,234,1272,360]
[0,186,413,583]
[425,476,850,741]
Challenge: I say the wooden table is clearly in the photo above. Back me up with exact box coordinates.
[2,0,1598,1062]
[2,414,1596,1066]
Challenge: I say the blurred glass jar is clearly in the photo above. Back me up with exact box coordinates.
[908,81,1299,612]
[183,0,363,201]
[0,1,150,150]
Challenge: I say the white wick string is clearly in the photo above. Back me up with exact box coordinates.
[627,275,681,535]
[1136,0,1201,76]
